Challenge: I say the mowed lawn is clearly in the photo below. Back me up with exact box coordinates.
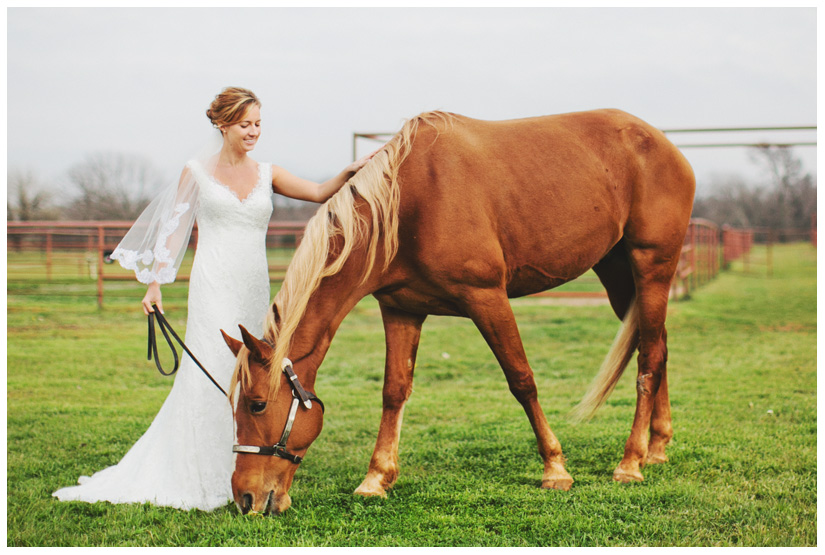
[7,243,816,546]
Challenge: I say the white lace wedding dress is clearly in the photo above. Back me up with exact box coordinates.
[53,160,273,511]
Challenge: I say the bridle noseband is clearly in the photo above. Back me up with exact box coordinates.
[232,358,325,465]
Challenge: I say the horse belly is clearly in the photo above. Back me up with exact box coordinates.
[495,172,626,298]
[503,213,621,298]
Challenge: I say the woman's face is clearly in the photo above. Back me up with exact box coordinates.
[222,104,261,153]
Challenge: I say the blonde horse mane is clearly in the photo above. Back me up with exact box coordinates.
[229,111,454,397]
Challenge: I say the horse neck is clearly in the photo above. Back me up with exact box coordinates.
[285,255,380,388]
[279,189,397,387]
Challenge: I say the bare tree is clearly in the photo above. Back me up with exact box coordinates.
[62,152,165,220]
[692,175,758,228]
[692,147,816,237]
[749,145,816,232]
[7,169,60,221]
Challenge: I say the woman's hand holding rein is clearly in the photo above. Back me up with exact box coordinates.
[143,282,163,315]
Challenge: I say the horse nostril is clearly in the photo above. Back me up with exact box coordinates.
[241,493,253,515]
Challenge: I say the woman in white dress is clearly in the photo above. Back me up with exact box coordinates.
[53,87,371,511]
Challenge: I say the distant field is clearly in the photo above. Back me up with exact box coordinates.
[7,243,816,546]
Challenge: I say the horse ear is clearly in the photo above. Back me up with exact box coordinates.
[271,303,281,329]
[221,329,244,357]
[238,324,271,361]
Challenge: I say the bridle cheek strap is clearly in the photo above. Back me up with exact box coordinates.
[233,360,324,465]
[282,358,314,410]
[232,394,304,463]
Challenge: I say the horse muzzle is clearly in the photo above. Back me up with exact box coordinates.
[237,489,292,515]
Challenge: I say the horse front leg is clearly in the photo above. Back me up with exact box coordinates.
[462,288,573,491]
[354,304,426,497]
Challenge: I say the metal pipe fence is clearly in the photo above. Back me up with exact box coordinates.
[7,219,809,307]
[671,219,722,299]
[8,221,307,308]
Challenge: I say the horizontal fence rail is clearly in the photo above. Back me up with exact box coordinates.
[354,125,817,158]
[7,219,813,307]
[8,221,307,308]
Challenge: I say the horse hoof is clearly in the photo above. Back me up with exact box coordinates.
[613,467,644,483]
[646,452,668,465]
[541,477,574,491]
[354,477,388,498]
[354,486,387,498]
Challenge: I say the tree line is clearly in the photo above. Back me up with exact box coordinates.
[690,145,816,234]
[8,147,817,231]
[7,152,321,223]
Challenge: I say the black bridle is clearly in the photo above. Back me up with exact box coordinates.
[232,358,325,465]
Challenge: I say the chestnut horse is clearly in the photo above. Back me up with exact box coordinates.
[222,109,695,515]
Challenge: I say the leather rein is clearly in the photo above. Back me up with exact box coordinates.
[147,305,227,396]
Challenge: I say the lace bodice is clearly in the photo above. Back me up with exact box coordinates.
[187,160,273,233]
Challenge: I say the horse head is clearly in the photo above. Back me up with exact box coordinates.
[221,325,324,515]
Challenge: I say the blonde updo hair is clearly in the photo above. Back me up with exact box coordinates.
[206,87,261,131]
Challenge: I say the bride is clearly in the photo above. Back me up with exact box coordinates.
[53,87,372,511]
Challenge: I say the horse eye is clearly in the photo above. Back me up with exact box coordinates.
[249,401,267,414]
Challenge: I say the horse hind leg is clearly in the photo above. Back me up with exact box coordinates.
[645,326,672,465]
[354,304,426,497]
[593,242,673,471]
[462,287,573,491]
[612,245,677,483]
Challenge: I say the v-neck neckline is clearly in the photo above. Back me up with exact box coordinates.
[210,163,264,203]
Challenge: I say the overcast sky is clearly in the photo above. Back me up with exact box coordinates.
[7,6,818,201]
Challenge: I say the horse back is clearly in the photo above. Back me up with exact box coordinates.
[388,109,695,301]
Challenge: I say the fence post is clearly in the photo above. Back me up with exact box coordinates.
[709,226,715,279]
[702,226,708,285]
[46,231,53,281]
[97,225,105,309]
[689,223,697,292]
[710,226,715,281]
[352,134,358,163]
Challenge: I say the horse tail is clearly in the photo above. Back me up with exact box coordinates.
[571,299,639,421]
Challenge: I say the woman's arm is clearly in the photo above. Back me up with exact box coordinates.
[140,165,195,315]
[142,282,163,315]
[271,155,373,203]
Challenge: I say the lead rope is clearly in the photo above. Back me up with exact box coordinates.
[147,304,228,397]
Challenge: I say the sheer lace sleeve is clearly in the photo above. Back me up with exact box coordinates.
[110,164,200,285]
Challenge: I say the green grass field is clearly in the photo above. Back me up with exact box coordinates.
[7,243,816,546]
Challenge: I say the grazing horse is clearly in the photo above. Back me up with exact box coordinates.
[221,109,695,515]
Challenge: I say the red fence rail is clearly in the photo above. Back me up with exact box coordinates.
[8,221,308,308]
[671,219,719,299]
[722,225,754,267]
[7,219,810,307]
[8,220,307,275]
